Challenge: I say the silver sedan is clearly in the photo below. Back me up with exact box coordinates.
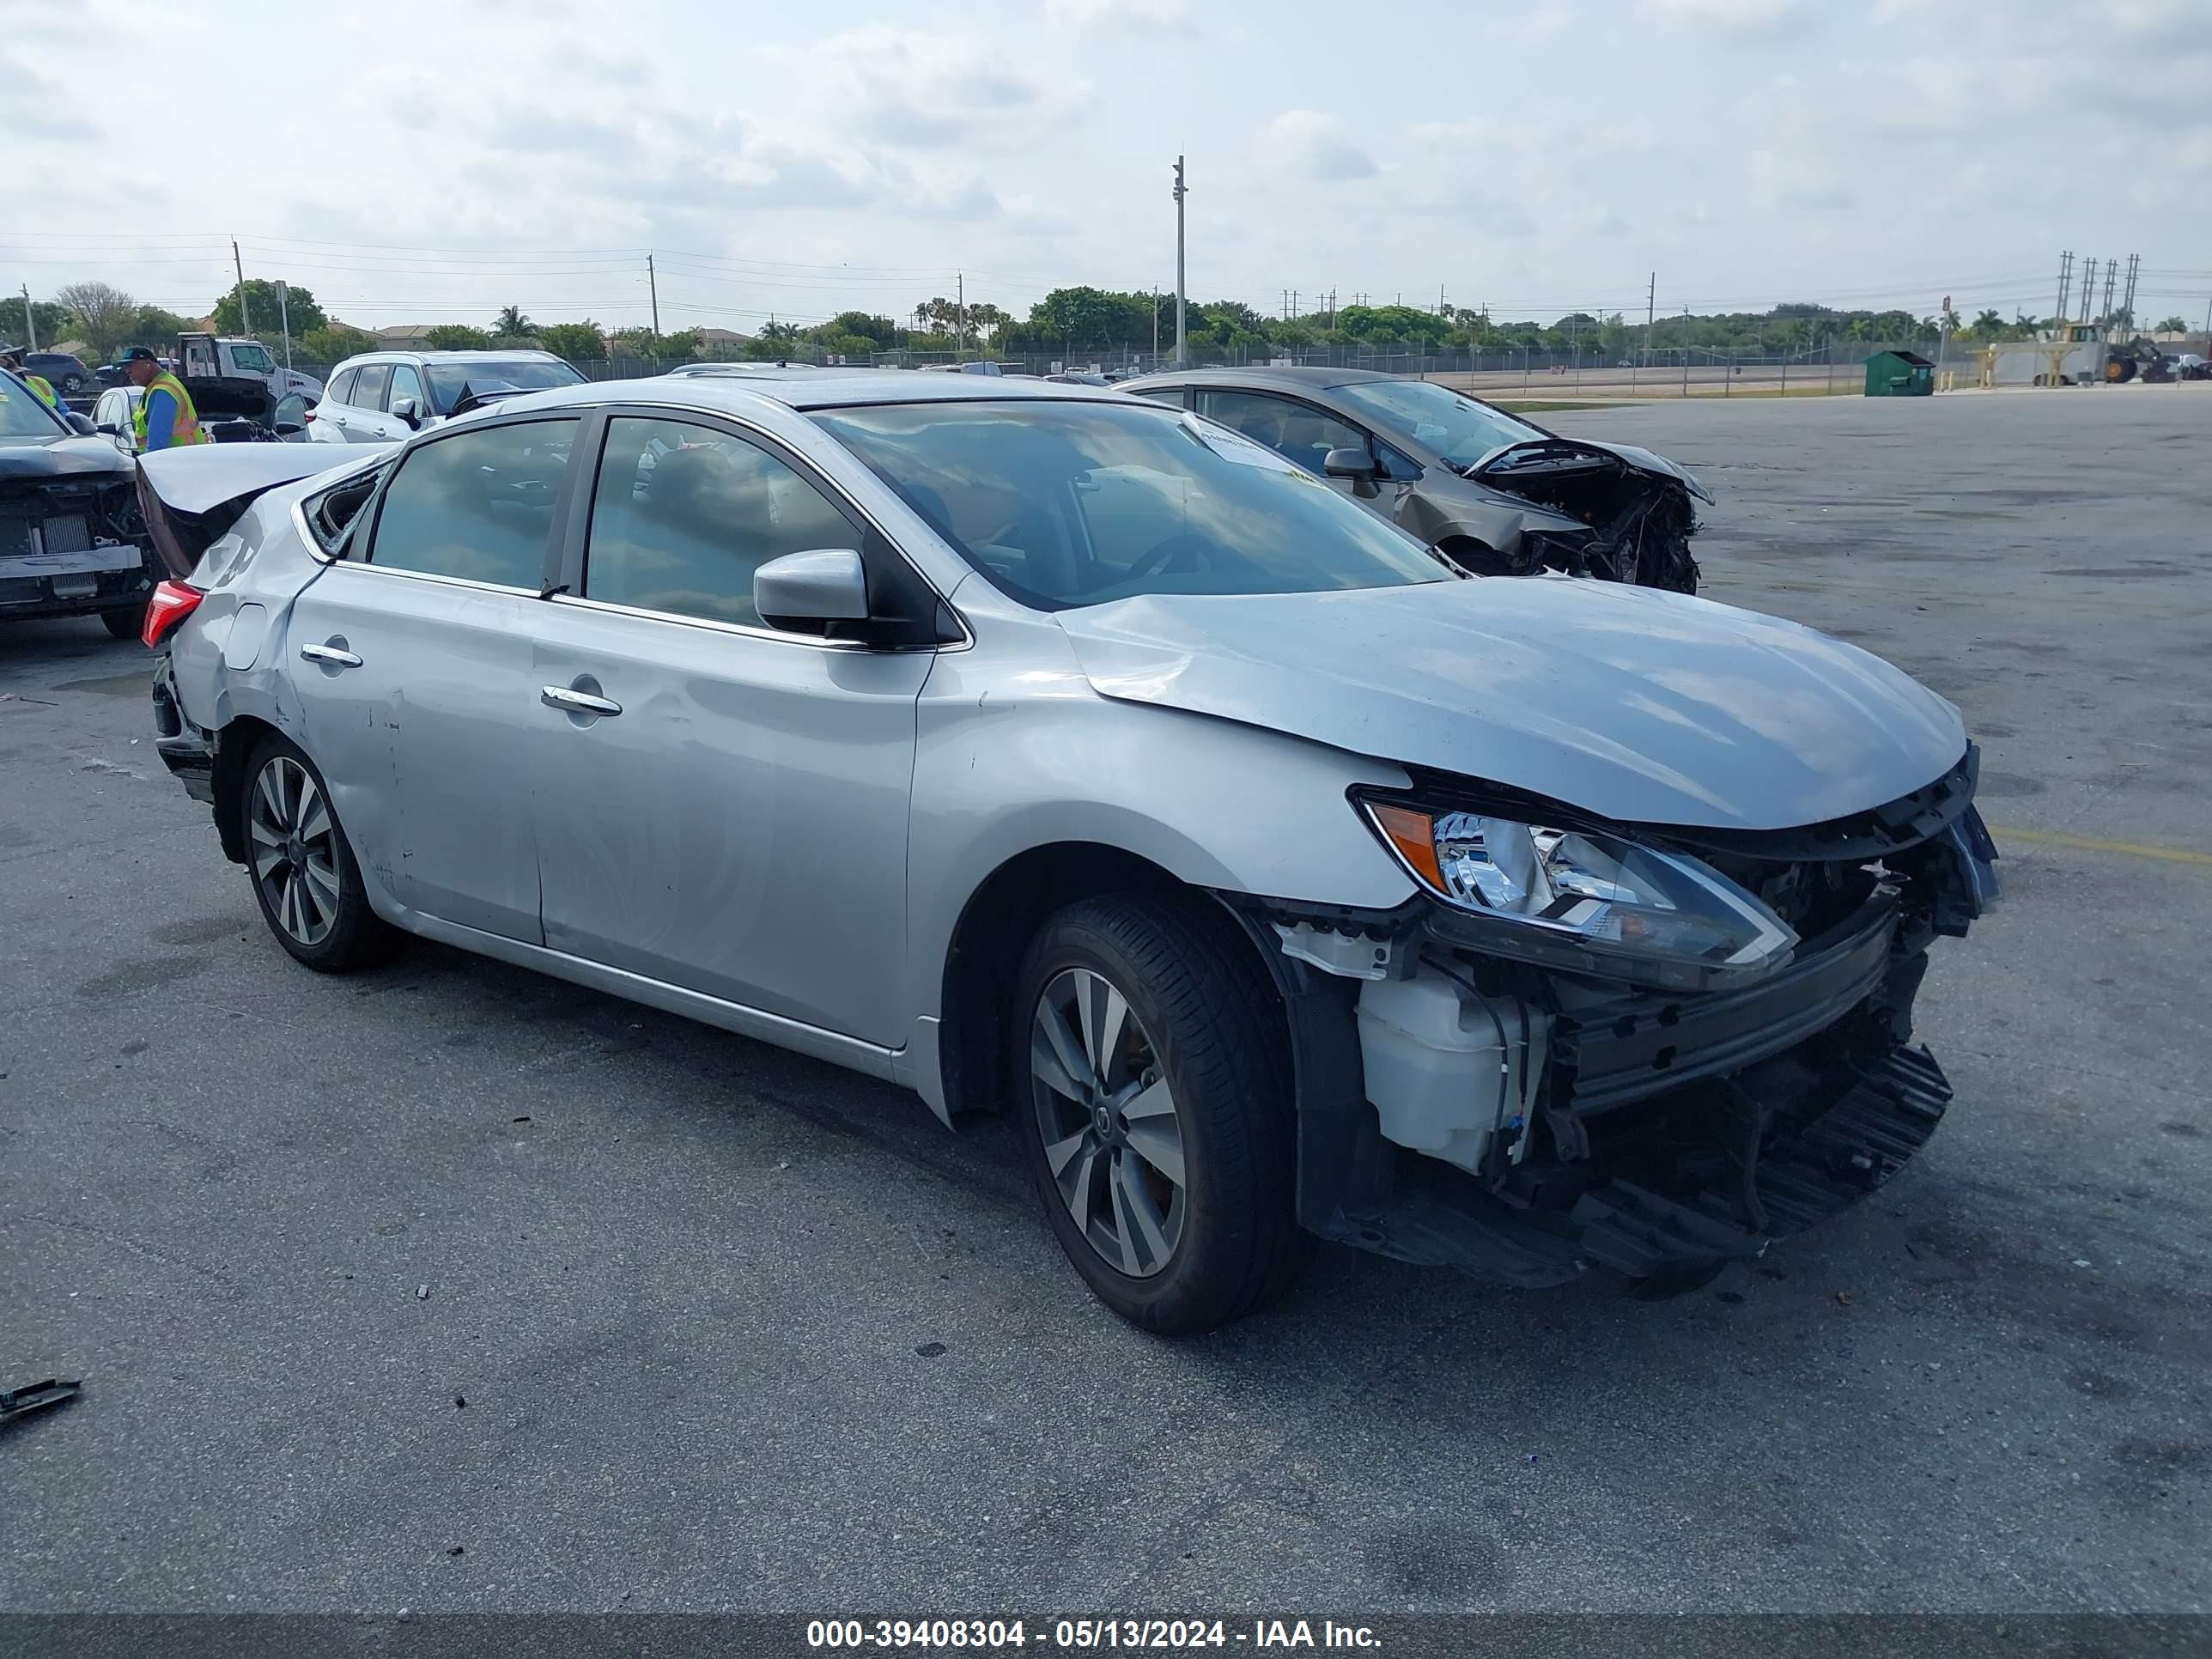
[140,374,1998,1334]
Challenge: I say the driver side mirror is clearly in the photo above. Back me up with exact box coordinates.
[66,412,97,436]
[755,548,870,632]
[1323,446,1378,482]
[390,396,420,428]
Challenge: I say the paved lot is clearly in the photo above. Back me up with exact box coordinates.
[3,388,2208,1615]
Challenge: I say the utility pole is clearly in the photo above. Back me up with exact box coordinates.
[1681,304,1691,397]
[1438,281,1446,316]
[1152,286,1158,362]
[2100,258,2118,329]
[1292,289,1299,319]
[1172,155,1188,368]
[233,240,251,336]
[2122,252,2140,330]
[2055,249,2073,325]
[647,253,660,335]
[1644,271,1656,365]
[276,280,293,373]
[20,285,35,351]
[957,272,966,354]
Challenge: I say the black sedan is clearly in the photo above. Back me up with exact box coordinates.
[1119,366,1711,592]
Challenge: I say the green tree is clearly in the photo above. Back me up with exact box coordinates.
[425,325,494,350]
[301,324,375,364]
[2154,315,2189,334]
[494,305,536,337]
[810,311,899,349]
[6,295,73,349]
[211,279,326,338]
[657,330,702,361]
[536,321,606,362]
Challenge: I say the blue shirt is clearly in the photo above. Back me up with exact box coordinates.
[143,385,180,450]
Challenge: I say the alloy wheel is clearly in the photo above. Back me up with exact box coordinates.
[248,755,341,946]
[1029,967,1187,1278]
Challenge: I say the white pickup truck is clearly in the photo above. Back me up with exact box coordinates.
[175,333,324,404]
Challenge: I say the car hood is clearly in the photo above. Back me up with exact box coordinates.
[1054,576,1966,830]
[1473,436,1714,503]
[0,435,132,483]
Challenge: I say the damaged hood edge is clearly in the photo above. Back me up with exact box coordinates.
[1054,577,1966,832]
[1473,435,1714,503]
[0,436,133,483]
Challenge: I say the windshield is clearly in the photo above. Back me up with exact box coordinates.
[1332,379,1547,471]
[813,398,1453,611]
[423,359,585,414]
[0,374,67,440]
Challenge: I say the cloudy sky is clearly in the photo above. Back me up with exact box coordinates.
[4,0,2209,335]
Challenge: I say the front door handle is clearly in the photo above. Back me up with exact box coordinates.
[540,685,622,717]
[300,641,362,667]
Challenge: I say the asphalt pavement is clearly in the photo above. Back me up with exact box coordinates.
[2,387,2207,1615]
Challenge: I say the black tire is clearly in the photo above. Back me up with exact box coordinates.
[60,373,87,393]
[1011,894,1305,1335]
[98,603,144,641]
[239,732,398,974]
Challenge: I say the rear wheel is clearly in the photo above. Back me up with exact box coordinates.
[240,734,398,973]
[1012,895,1304,1335]
[98,603,144,641]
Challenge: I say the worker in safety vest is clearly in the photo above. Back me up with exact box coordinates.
[0,350,59,409]
[122,345,209,450]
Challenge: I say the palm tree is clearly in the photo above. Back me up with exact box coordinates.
[2154,316,2189,335]
[494,305,537,338]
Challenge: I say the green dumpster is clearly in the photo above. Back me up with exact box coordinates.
[1864,349,1936,397]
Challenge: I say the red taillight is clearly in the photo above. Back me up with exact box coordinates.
[142,580,202,649]
[303,408,315,422]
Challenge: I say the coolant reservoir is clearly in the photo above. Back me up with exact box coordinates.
[1357,968,1549,1176]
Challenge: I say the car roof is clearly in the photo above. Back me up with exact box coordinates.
[497,369,1132,416]
[1123,365,1398,392]
[338,349,568,365]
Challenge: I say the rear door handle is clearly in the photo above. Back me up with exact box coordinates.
[540,685,622,717]
[300,641,362,667]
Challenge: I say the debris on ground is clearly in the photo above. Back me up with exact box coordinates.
[1,1377,82,1426]
[1835,1291,1857,1306]
[416,1285,429,1300]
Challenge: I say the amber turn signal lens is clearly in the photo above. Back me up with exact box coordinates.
[1369,804,1443,890]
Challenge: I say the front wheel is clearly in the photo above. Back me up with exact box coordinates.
[1012,895,1304,1335]
[240,734,398,973]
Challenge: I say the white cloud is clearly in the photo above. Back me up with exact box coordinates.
[1047,0,1194,30]
[1633,0,1805,39]
[1261,110,1379,182]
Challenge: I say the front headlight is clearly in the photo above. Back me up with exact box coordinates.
[1361,800,1796,990]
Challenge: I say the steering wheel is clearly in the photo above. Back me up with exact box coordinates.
[1123,533,1218,583]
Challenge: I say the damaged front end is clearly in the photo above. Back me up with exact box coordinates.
[1233,749,1999,1292]
[0,447,153,623]
[1468,437,1708,594]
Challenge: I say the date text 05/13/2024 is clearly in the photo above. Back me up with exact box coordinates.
[805,1620,1382,1650]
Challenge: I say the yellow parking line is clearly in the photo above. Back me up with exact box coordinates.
[1988,824,2212,867]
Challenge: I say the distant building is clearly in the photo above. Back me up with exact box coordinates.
[372,324,441,348]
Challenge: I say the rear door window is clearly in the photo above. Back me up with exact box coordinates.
[367,418,579,589]
[352,364,392,411]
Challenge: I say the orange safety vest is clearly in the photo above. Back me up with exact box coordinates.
[134,370,210,449]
